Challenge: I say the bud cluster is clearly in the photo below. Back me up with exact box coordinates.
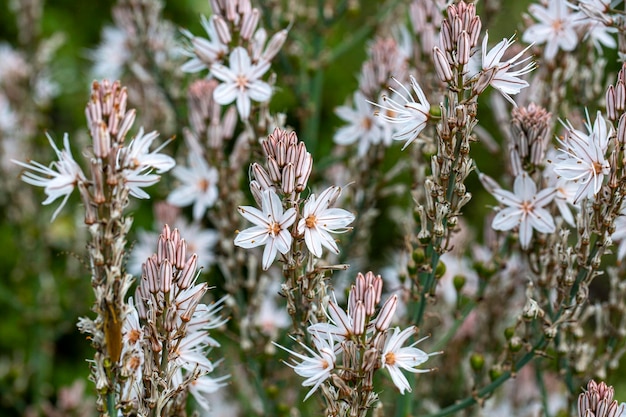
[577,380,625,417]
[276,272,438,417]
[509,103,552,174]
[251,127,313,200]
[120,225,228,415]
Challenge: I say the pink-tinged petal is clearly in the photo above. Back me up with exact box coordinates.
[247,81,272,102]
[518,217,533,249]
[334,105,358,123]
[237,205,268,226]
[317,208,355,230]
[534,187,556,207]
[230,47,251,75]
[234,226,269,249]
[492,207,522,231]
[305,228,323,258]
[492,188,522,206]
[528,207,556,234]
[213,82,238,105]
[274,229,293,254]
[514,173,537,200]
[210,63,235,82]
[236,91,251,119]
[333,125,360,145]
[559,28,578,51]
[317,229,340,254]
[280,207,297,229]
[261,238,278,270]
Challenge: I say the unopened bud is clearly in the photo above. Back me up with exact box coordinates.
[375,294,397,331]
[433,46,453,82]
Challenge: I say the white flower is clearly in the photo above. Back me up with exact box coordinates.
[307,300,354,343]
[181,15,229,73]
[121,127,175,174]
[122,168,161,199]
[188,374,230,410]
[371,75,431,150]
[573,1,618,52]
[544,149,578,225]
[553,111,611,203]
[485,172,556,250]
[334,91,391,156]
[481,32,536,105]
[211,46,272,119]
[381,326,437,394]
[274,330,336,401]
[167,153,219,221]
[89,26,130,80]
[522,0,578,61]
[297,186,355,258]
[12,133,87,221]
[234,188,296,270]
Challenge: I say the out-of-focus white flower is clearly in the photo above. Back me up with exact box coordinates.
[544,149,578,225]
[483,172,556,250]
[381,326,438,394]
[297,186,355,258]
[188,374,231,411]
[480,32,535,105]
[167,153,219,221]
[121,168,161,199]
[274,330,336,401]
[234,188,296,270]
[12,133,87,221]
[553,111,611,204]
[522,0,578,61]
[120,128,175,174]
[211,46,272,119]
[371,75,431,150]
[334,91,391,156]
[181,15,229,73]
[89,26,130,80]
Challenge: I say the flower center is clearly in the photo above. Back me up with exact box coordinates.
[236,74,249,90]
[592,161,605,175]
[362,116,373,130]
[305,215,317,228]
[321,359,329,370]
[520,200,533,214]
[198,178,210,192]
[127,329,141,345]
[268,221,281,236]
[385,351,396,366]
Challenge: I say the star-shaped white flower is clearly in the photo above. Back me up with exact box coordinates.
[553,111,611,204]
[522,0,578,61]
[297,186,355,258]
[371,75,430,150]
[274,330,336,401]
[12,133,87,221]
[382,326,438,394]
[481,32,536,105]
[485,172,556,250]
[211,46,272,120]
[334,91,391,156]
[167,153,219,221]
[120,127,175,174]
[234,188,296,270]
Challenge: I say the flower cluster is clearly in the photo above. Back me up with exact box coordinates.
[234,128,354,270]
[181,0,287,120]
[13,80,174,222]
[122,225,228,414]
[275,272,439,414]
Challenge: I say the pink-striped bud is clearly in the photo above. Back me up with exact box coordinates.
[457,31,470,65]
[353,301,366,335]
[618,113,626,145]
[355,273,366,301]
[364,285,376,316]
[433,46,453,83]
[281,163,296,194]
[175,238,186,269]
[160,259,173,293]
[178,253,198,290]
[606,85,617,121]
[252,163,273,189]
[145,256,160,294]
[240,8,259,41]
[212,15,232,44]
[375,294,398,331]
[267,156,282,182]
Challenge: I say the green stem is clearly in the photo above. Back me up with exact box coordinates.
[423,338,547,417]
